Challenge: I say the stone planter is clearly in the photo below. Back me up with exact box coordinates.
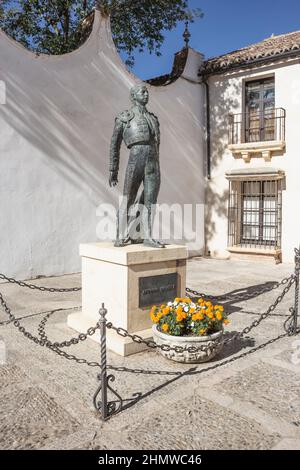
[152,325,224,363]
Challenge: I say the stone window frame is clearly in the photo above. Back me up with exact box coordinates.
[228,74,286,163]
[226,169,285,262]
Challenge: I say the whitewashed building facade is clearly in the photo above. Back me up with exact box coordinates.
[1,9,300,278]
[201,30,300,264]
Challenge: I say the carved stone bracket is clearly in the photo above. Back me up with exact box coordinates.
[229,140,286,162]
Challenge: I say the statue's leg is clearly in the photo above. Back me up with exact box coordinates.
[115,148,143,246]
[115,201,130,247]
[128,189,145,244]
[143,148,165,249]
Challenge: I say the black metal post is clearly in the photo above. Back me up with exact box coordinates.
[93,303,109,421]
[293,247,300,335]
[100,303,108,420]
[93,303,123,421]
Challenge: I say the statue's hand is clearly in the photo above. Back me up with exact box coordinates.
[109,171,118,188]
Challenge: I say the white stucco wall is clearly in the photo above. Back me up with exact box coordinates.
[0,11,206,279]
[207,58,300,262]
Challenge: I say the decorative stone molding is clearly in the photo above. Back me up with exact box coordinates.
[241,151,251,163]
[225,167,285,181]
[228,140,286,162]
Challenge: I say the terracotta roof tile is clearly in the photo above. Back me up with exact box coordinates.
[146,48,188,86]
[201,30,300,74]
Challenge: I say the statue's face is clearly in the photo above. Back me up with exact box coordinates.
[134,86,149,106]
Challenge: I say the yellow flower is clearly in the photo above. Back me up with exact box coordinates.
[224,319,230,325]
[162,306,170,316]
[162,323,169,332]
[177,310,187,322]
[207,311,214,319]
[150,312,159,323]
[197,298,204,304]
[190,307,196,314]
[199,328,207,336]
[216,311,223,321]
[214,305,224,312]
[192,312,204,322]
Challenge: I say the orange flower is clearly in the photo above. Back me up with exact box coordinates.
[214,305,224,312]
[150,312,159,323]
[224,319,230,325]
[199,328,207,336]
[162,323,169,332]
[162,306,170,316]
[192,312,204,322]
[216,311,223,321]
[177,311,187,322]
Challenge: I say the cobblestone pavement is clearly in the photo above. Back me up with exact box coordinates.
[0,258,299,450]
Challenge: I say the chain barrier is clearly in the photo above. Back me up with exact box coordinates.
[0,290,100,360]
[0,267,298,361]
[106,274,296,355]
[186,274,295,304]
[1,245,300,421]
[0,273,81,292]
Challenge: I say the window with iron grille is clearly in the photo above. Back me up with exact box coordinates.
[228,77,286,146]
[228,179,282,249]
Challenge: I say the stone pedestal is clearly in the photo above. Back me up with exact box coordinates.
[68,243,188,356]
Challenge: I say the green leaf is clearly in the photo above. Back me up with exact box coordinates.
[0,1,203,66]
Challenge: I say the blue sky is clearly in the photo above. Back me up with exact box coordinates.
[124,0,300,80]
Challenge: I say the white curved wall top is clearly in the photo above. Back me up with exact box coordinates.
[0,10,206,278]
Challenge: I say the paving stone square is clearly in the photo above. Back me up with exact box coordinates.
[0,258,299,450]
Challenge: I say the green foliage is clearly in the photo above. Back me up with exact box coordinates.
[0,1,95,54]
[108,0,203,67]
[0,1,203,66]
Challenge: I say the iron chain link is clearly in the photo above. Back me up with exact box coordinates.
[0,273,81,292]
[0,270,297,366]
[186,274,295,303]
[0,289,100,367]
[107,274,296,355]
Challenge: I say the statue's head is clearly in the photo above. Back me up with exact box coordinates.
[130,84,149,106]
